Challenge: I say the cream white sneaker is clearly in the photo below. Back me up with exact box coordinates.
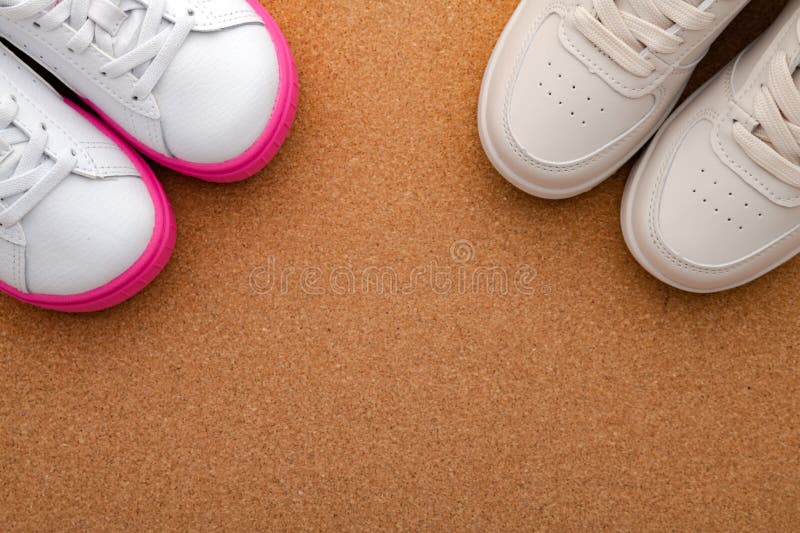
[478,0,751,199]
[623,0,800,293]
[0,42,174,311]
[0,0,299,182]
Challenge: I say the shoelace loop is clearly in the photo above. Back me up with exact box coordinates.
[575,0,717,78]
[0,95,76,227]
[0,0,194,100]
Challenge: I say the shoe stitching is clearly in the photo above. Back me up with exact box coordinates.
[647,105,800,276]
[499,6,667,176]
[0,62,100,176]
[9,21,158,117]
[713,25,800,204]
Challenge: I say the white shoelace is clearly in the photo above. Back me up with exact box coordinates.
[0,95,76,227]
[575,0,717,77]
[733,24,800,189]
[0,0,194,99]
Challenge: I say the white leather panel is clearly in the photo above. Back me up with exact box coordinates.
[0,0,276,163]
[155,23,278,163]
[622,0,800,292]
[0,14,170,155]
[0,45,155,296]
[156,0,262,31]
[715,3,800,207]
[509,14,654,163]
[0,228,25,292]
[24,175,155,295]
[659,120,799,266]
[0,43,141,179]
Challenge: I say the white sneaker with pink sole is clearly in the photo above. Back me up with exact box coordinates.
[0,0,299,182]
[0,42,174,311]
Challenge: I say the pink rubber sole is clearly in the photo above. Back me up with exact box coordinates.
[80,0,299,183]
[0,100,177,313]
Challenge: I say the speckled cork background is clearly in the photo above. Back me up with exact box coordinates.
[1,0,798,530]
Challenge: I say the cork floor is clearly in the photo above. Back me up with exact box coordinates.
[1,1,798,530]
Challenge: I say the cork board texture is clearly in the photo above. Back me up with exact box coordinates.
[1,1,798,530]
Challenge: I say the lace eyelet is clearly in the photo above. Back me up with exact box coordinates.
[40,123,47,131]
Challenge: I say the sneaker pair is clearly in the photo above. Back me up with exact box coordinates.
[480,0,800,292]
[0,0,298,311]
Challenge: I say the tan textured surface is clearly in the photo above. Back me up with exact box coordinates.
[1,1,799,530]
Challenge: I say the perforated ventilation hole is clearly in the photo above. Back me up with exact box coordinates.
[536,62,608,126]
[689,172,766,230]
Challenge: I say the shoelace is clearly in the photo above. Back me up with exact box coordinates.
[733,23,800,189]
[575,0,717,77]
[0,95,76,227]
[0,0,194,100]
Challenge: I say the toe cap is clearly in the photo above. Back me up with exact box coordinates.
[506,14,654,165]
[479,12,655,197]
[23,175,156,296]
[155,23,280,164]
[624,119,799,292]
